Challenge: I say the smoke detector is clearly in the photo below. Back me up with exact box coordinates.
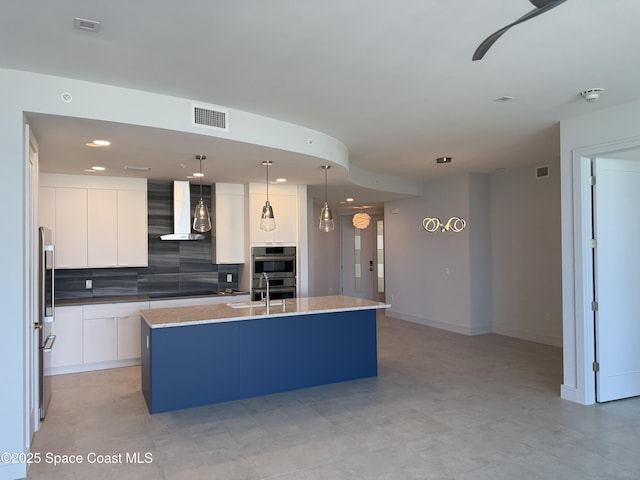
[580,88,604,103]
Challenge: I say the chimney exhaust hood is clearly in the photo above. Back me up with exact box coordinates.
[160,181,205,240]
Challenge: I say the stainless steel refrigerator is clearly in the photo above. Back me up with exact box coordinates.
[37,226,56,420]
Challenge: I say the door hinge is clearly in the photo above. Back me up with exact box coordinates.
[590,176,596,186]
[590,239,597,248]
[592,301,598,311]
[593,361,600,372]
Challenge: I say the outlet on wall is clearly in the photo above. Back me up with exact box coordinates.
[226,273,233,282]
[85,279,92,289]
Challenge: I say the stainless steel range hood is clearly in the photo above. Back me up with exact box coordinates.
[160,181,205,240]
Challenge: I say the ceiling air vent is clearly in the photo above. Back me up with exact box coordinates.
[536,165,550,179]
[192,103,228,131]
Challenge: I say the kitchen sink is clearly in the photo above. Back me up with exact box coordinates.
[227,300,283,309]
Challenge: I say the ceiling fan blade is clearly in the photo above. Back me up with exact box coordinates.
[472,0,567,61]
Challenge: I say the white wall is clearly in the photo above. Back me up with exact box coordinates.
[490,160,562,347]
[560,98,640,404]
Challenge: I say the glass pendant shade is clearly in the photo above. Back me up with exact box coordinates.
[193,198,212,233]
[259,160,276,231]
[192,154,212,233]
[319,165,335,232]
[319,202,335,232]
[260,200,276,232]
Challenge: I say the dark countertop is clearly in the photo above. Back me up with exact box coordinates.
[56,290,250,307]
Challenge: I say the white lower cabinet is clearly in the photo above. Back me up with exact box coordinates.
[51,306,83,369]
[117,315,141,360]
[83,317,118,364]
[52,296,250,374]
[82,301,148,366]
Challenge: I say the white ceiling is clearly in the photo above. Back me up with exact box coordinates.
[3,0,640,206]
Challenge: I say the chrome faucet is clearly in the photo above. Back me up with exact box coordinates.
[259,272,270,314]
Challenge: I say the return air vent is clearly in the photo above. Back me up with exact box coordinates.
[192,103,228,131]
[536,165,550,179]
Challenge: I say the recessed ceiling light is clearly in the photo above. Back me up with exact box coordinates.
[84,169,97,173]
[436,157,452,164]
[92,139,111,146]
[193,172,204,177]
[493,96,514,103]
[346,198,354,202]
[275,178,287,183]
[91,166,105,171]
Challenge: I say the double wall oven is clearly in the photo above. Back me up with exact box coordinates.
[252,246,296,301]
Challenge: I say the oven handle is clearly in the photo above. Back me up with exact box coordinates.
[253,255,296,262]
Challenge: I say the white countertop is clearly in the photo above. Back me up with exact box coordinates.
[141,295,390,329]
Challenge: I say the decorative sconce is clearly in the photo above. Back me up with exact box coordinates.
[422,216,466,233]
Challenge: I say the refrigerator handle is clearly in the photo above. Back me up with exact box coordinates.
[43,335,56,352]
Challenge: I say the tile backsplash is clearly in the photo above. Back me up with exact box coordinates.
[55,181,240,300]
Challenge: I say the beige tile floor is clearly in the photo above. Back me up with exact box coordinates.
[28,312,640,479]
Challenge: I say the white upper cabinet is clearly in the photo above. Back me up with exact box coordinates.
[88,189,118,266]
[40,174,148,268]
[214,183,246,263]
[249,183,298,246]
[117,189,148,266]
[55,187,88,268]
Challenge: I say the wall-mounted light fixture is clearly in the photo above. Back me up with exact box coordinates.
[422,216,466,233]
[259,160,276,232]
[192,155,212,233]
[319,165,335,232]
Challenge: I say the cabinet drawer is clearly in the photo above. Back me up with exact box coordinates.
[83,301,148,319]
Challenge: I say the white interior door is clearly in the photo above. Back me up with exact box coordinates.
[593,157,640,402]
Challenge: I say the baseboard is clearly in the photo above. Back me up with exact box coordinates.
[561,384,591,405]
[386,310,561,346]
[386,310,489,336]
[50,358,140,376]
[492,325,562,347]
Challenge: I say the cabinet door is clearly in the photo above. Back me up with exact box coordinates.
[270,193,297,244]
[51,306,83,368]
[117,189,148,266]
[83,318,118,364]
[55,188,88,268]
[249,185,297,245]
[88,189,118,267]
[117,315,141,360]
[215,184,245,263]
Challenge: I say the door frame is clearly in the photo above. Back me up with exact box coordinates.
[566,137,640,405]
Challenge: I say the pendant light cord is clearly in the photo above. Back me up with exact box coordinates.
[266,162,269,201]
[199,157,203,198]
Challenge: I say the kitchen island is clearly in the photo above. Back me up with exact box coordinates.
[140,295,389,414]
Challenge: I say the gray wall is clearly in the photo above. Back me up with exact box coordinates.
[384,173,490,335]
[490,161,562,346]
[308,201,341,296]
[383,167,562,346]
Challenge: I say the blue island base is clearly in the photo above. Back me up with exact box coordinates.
[141,309,378,414]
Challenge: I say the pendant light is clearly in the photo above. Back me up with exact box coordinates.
[352,207,371,230]
[319,165,335,232]
[259,160,276,232]
[192,154,212,233]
